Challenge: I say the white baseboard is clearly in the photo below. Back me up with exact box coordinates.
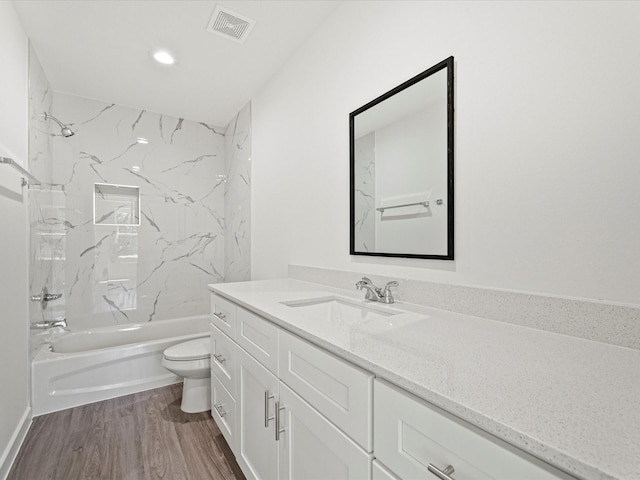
[0,407,31,480]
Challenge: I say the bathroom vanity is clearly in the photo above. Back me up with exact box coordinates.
[208,279,640,480]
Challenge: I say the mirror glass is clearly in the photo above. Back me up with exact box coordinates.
[350,57,454,260]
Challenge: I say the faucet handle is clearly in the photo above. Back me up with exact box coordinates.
[382,281,398,304]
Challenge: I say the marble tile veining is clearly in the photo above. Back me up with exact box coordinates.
[33,93,227,331]
[223,102,251,282]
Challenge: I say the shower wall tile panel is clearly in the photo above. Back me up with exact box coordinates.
[224,102,251,282]
[49,93,226,329]
[27,45,59,325]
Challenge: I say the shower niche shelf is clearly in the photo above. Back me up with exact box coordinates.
[93,183,140,226]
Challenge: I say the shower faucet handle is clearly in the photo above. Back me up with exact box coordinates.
[30,287,63,309]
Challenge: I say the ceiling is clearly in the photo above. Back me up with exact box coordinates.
[13,0,341,126]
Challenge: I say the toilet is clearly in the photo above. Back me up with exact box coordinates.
[162,337,211,413]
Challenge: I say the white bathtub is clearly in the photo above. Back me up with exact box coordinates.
[32,316,210,416]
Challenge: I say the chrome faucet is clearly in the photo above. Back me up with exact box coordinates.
[355,277,398,304]
[30,318,67,330]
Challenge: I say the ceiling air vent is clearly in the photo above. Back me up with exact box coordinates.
[206,5,256,44]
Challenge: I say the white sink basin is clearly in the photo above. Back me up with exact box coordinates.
[281,295,401,323]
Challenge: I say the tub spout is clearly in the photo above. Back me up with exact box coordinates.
[31,318,67,330]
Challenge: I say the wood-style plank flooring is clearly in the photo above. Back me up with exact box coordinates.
[8,384,245,480]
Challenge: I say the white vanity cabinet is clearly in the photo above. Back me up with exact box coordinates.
[210,293,373,480]
[210,291,575,480]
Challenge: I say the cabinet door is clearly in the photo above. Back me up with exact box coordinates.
[278,382,372,480]
[237,346,279,480]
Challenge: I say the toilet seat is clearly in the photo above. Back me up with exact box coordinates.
[163,337,210,361]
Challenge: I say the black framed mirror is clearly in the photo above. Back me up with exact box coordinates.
[350,56,454,260]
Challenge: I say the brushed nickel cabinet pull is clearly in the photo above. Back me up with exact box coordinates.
[264,390,274,427]
[275,401,285,441]
[428,464,455,480]
[213,403,227,418]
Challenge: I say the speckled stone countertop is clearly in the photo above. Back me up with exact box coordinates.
[209,278,640,480]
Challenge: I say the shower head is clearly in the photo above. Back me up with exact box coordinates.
[36,112,75,137]
[60,125,75,138]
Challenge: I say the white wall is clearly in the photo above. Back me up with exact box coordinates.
[252,0,640,306]
[0,1,31,476]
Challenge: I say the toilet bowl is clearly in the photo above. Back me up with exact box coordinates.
[162,337,211,413]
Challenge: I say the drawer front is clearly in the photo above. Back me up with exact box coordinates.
[279,330,373,451]
[236,306,279,375]
[211,373,236,453]
[210,293,237,339]
[210,324,236,398]
[374,380,573,480]
[372,461,401,480]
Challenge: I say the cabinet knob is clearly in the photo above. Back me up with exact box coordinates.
[428,464,455,480]
[213,353,226,364]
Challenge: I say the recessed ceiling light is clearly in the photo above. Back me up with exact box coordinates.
[136,137,149,144]
[152,50,175,65]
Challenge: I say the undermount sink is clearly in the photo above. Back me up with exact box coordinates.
[281,295,402,323]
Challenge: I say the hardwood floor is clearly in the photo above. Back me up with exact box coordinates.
[8,384,245,480]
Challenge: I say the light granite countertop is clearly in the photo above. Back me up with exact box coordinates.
[209,278,640,480]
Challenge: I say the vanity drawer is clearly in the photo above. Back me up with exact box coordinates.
[210,293,237,339]
[279,329,373,451]
[236,306,279,375]
[374,379,573,480]
[210,324,236,398]
[211,373,237,452]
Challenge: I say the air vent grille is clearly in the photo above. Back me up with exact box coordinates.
[206,6,256,43]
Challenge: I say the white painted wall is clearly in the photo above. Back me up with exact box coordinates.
[0,2,31,476]
[252,0,640,306]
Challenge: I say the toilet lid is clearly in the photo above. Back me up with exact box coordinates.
[164,337,210,361]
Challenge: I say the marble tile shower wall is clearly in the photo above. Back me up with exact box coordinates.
[45,93,228,330]
[224,102,251,282]
[28,45,57,324]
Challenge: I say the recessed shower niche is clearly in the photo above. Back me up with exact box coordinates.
[93,183,141,226]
